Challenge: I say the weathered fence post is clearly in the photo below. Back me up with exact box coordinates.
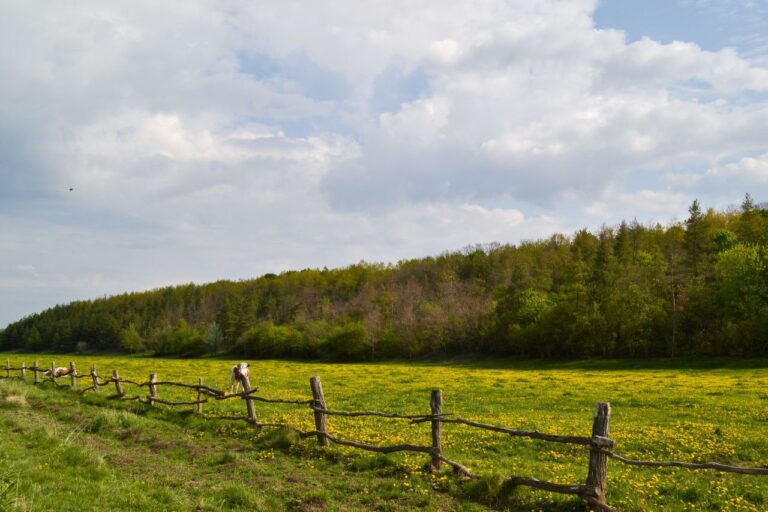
[309,376,329,447]
[429,389,443,471]
[91,365,99,392]
[69,361,77,389]
[196,377,204,414]
[586,402,611,508]
[33,361,40,384]
[21,362,26,380]
[50,361,57,385]
[113,369,124,397]
[149,373,158,406]
[241,374,257,424]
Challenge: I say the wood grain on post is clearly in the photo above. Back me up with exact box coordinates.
[51,361,57,385]
[197,378,204,414]
[21,362,26,380]
[33,361,40,384]
[586,402,611,507]
[430,389,443,471]
[113,369,124,397]
[69,361,77,389]
[310,376,329,446]
[241,375,257,423]
[91,365,99,392]
[149,373,158,406]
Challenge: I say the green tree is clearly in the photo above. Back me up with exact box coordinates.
[238,321,303,358]
[713,244,768,354]
[25,326,42,351]
[121,323,145,353]
[684,199,710,276]
[322,322,371,361]
[713,229,738,253]
[715,245,767,320]
[204,322,225,354]
[736,193,766,245]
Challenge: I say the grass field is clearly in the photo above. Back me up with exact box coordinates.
[1,354,768,511]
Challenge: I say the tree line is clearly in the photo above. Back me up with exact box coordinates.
[2,196,767,360]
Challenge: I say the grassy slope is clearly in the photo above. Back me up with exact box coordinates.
[0,378,480,512]
[2,355,768,511]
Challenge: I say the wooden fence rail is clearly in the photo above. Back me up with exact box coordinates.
[2,360,768,512]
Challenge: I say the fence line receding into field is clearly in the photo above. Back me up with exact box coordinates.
[3,359,768,512]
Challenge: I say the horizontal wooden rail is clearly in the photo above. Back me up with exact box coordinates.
[248,395,312,405]
[200,388,309,404]
[139,380,225,395]
[312,406,442,420]
[139,397,209,407]
[205,414,253,422]
[429,417,614,447]
[207,388,260,400]
[507,476,588,496]
[605,450,768,475]
[321,433,433,454]
[107,377,143,386]
[437,455,473,477]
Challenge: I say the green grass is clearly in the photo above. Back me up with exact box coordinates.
[2,355,768,511]
[0,376,471,512]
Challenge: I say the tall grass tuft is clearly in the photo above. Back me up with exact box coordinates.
[0,473,18,511]
[257,427,300,451]
[84,409,143,433]
[462,473,518,507]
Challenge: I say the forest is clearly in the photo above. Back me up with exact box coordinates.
[2,196,767,360]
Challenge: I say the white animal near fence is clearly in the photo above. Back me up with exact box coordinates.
[44,367,73,378]
[229,362,250,393]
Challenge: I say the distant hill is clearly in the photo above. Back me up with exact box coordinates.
[3,197,768,360]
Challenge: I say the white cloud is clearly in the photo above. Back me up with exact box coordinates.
[707,153,768,184]
[585,190,690,221]
[659,152,768,207]
[599,38,768,92]
[312,1,768,212]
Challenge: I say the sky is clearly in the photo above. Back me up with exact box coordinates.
[1,0,767,327]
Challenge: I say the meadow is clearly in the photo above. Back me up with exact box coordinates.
[2,354,768,511]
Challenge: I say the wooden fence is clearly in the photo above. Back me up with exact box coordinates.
[2,359,768,511]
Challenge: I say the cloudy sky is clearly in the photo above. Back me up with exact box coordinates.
[1,0,767,327]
